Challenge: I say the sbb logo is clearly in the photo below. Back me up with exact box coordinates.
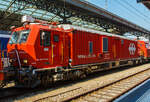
[128,43,136,55]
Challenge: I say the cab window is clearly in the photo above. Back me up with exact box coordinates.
[53,35,59,42]
[9,30,30,44]
[9,31,19,44]
[40,30,51,46]
[18,30,30,43]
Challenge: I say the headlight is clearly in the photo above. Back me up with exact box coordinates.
[9,59,13,63]
[23,60,28,64]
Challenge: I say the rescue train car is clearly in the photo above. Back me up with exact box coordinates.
[0,16,149,88]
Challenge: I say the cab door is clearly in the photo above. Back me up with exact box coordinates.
[51,31,62,66]
[38,30,51,67]
[114,38,120,59]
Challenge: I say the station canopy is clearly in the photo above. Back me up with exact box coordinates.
[0,0,150,38]
[137,0,150,9]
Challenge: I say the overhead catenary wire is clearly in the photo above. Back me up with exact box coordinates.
[112,1,140,22]
[115,0,150,26]
[114,0,150,39]
[123,0,150,22]
[95,0,150,27]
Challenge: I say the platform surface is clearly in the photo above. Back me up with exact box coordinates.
[114,78,150,102]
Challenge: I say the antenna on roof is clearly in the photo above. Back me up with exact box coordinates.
[21,15,49,24]
[21,15,60,28]
[21,15,35,23]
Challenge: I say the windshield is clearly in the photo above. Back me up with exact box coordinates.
[9,30,30,44]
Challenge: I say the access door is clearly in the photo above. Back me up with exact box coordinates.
[51,31,62,66]
[113,38,120,59]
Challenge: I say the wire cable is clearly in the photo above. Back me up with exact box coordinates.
[116,0,150,25]
[95,0,150,25]
[123,0,150,21]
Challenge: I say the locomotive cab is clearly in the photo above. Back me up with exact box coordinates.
[8,26,68,68]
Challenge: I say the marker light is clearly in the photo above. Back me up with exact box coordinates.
[23,59,28,64]
[9,59,13,63]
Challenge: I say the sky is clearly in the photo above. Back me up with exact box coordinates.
[87,0,150,31]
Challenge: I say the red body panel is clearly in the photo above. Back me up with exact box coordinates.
[70,30,139,66]
[138,40,150,59]
[7,24,140,69]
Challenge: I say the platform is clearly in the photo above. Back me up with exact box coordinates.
[114,78,150,102]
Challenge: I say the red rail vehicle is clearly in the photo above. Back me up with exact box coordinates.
[0,16,149,88]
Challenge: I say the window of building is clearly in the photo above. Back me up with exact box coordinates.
[103,37,108,52]
[89,41,93,54]
[40,30,51,46]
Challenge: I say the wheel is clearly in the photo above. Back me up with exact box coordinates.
[41,75,53,87]
[0,80,6,88]
[80,71,86,79]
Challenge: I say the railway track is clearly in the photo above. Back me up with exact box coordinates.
[33,65,150,102]
[0,87,30,100]
[1,64,150,102]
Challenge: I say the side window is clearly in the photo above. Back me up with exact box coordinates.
[121,39,124,45]
[40,30,51,46]
[89,41,93,54]
[53,35,59,42]
[103,37,108,52]
[146,43,150,49]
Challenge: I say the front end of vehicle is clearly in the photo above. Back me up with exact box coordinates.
[5,25,41,88]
